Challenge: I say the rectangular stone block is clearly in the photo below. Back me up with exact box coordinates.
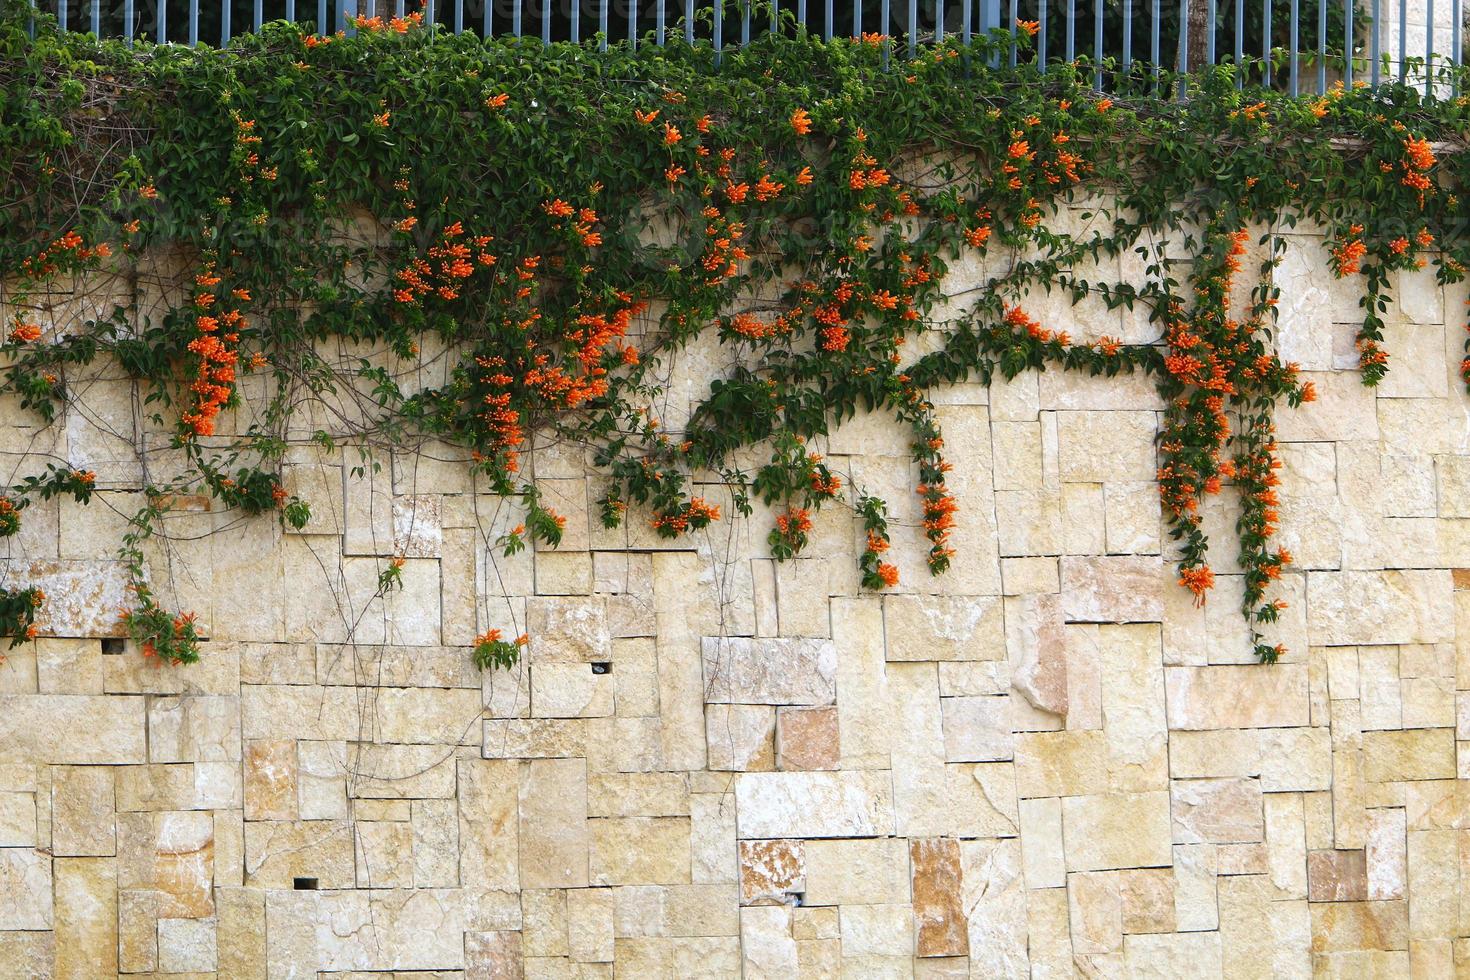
[0,845,53,929]
[1163,665,1310,730]
[1307,570,1454,646]
[701,637,837,706]
[519,758,589,889]
[1061,792,1173,871]
[0,694,146,764]
[803,837,910,906]
[734,771,895,839]
[51,765,116,855]
[1060,556,1165,623]
[54,856,118,978]
[883,595,1006,661]
[912,838,968,958]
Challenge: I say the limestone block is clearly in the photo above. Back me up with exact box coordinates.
[1170,778,1264,845]
[265,889,466,973]
[1163,664,1310,729]
[158,915,218,973]
[217,887,265,980]
[1023,885,1071,978]
[9,559,132,637]
[1019,796,1065,888]
[1001,555,1059,595]
[734,770,895,838]
[0,693,146,764]
[1366,807,1407,901]
[1068,870,1122,955]
[1361,728,1456,781]
[355,819,415,888]
[532,661,614,719]
[466,930,523,979]
[34,637,103,694]
[700,636,836,705]
[373,686,483,744]
[0,845,53,928]
[833,596,893,770]
[959,838,1027,976]
[1309,900,1408,953]
[1172,844,1218,932]
[1060,792,1172,871]
[1063,481,1108,555]
[1118,868,1175,935]
[148,695,242,763]
[611,936,741,976]
[521,888,568,957]
[772,705,838,771]
[484,718,588,759]
[1056,410,1157,483]
[1307,569,1453,646]
[240,684,362,742]
[613,882,740,938]
[1104,481,1162,554]
[704,703,774,772]
[773,558,832,638]
[526,598,613,671]
[243,739,297,821]
[1015,729,1109,798]
[51,765,115,855]
[996,489,1063,557]
[839,903,914,958]
[535,551,594,595]
[741,905,799,978]
[1276,372,1379,442]
[799,837,910,907]
[992,420,1044,490]
[884,594,1006,662]
[738,838,804,905]
[54,856,118,977]
[1060,555,1165,622]
[911,838,968,958]
[242,818,352,891]
[589,816,691,885]
[0,791,33,846]
[1265,792,1309,899]
[1406,829,1457,940]
[587,773,690,818]
[940,695,1012,762]
[455,760,519,892]
[1307,848,1369,902]
[519,758,589,889]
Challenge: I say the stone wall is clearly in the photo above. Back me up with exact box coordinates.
[1,216,1468,977]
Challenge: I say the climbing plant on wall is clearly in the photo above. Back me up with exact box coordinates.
[1,4,1466,663]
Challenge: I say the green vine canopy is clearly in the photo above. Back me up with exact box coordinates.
[2,5,1468,665]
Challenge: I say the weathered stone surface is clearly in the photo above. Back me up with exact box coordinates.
[54,856,118,978]
[519,758,589,888]
[265,889,466,973]
[960,838,1027,975]
[883,594,1006,661]
[0,694,146,764]
[1308,849,1369,902]
[589,816,690,885]
[10,559,132,636]
[526,596,612,663]
[734,770,895,838]
[1060,556,1166,623]
[705,703,775,771]
[1164,664,1311,729]
[741,905,799,978]
[0,844,53,929]
[242,818,352,891]
[1307,570,1454,646]
[243,738,297,821]
[803,836,909,906]
[1170,777,1264,845]
[700,637,837,705]
[1061,792,1173,871]
[738,839,804,905]
[911,838,968,957]
[774,705,839,771]
[940,695,1013,762]
[51,765,115,855]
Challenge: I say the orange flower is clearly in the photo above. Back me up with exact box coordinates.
[876,562,899,587]
[1016,18,1039,35]
[790,107,813,136]
[1095,97,1113,112]
[663,122,682,145]
[795,166,814,186]
[634,108,660,125]
[1178,565,1215,605]
[484,93,510,110]
[665,164,685,183]
[8,322,41,343]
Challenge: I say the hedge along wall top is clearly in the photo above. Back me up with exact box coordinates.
[2,7,1469,665]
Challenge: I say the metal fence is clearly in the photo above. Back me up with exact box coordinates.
[25,0,1467,95]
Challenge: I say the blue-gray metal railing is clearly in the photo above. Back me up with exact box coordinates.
[26,0,1468,97]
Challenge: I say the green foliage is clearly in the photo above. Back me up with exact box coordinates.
[3,6,1469,662]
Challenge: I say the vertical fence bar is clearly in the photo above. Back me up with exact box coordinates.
[1289,0,1298,94]
[1398,0,1406,80]
[854,0,861,38]
[186,0,194,43]
[1178,0,1187,83]
[256,0,264,32]
[569,0,577,42]
[1039,0,1046,66]
[1234,0,1242,83]
[1123,0,1132,69]
[396,0,403,17]
[1206,0,1215,66]
[935,0,943,42]
[797,0,805,31]
[1370,0,1378,84]
[1093,0,1101,86]
[286,0,295,27]
[741,0,749,42]
[714,0,722,61]
[629,0,637,48]
[1426,0,1434,90]
[655,0,664,44]
[961,0,970,43]
[1008,0,1017,65]
[486,0,494,39]
[825,0,833,39]
[453,0,462,33]
[600,0,608,50]
[1317,0,1326,91]
[907,0,915,57]
[58,0,67,31]
[684,0,692,43]
[1151,0,1159,87]
[774,0,780,37]
[156,0,165,42]
[317,0,325,34]
[93,0,101,36]
[1065,0,1074,59]
[1262,0,1270,86]
[1343,0,1352,85]
[124,0,133,42]
[1454,0,1462,93]
[544,0,551,43]
[881,0,890,65]
[219,0,228,44]
[513,0,521,36]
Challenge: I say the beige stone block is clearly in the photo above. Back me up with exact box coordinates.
[34,637,103,694]
[1019,796,1065,889]
[995,489,1063,557]
[612,936,741,976]
[1309,900,1409,953]
[532,661,614,718]
[1015,729,1109,798]
[1170,778,1264,845]
[1307,849,1369,902]
[355,819,415,888]
[1060,555,1165,622]
[1164,664,1310,729]
[1406,829,1457,940]
[466,930,524,979]
[293,740,347,820]
[565,886,614,963]
[0,845,53,929]
[0,693,146,764]
[833,596,891,769]
[741,905,799,977]
[1118,868,1175,934]
[1068,870,1122,955]
[1005,593,1069,721]
[884,594,1006,662]
[1103,481,1161,554]
[705,703,775,771]
[612,882,740,938]
[734,770,894,838]
[54,856,117,978]
[1001,555,1059,594]
[959,837,1027,975]
[798,837,910,907]
[51,765,115,856]
[1362,728,1457,782]
[937,660,1010,698]
[772,705,838,771]
[535,551,594,595]
[1366,807,1407,901]
[1057,410,1157,483]
[1061,791,1171,872]
[1264,792,1309,899]
[911,838,968,958]
[118,888,159,973]
[242,738,296,821]
[589,816,690,885]
[738,838,804,905]
[241,818,351,891]
[0,790,33,846]
[700,636,836,705]
[521,888,568,957]
[373,686,482,744]
[0,929,53,976]
[1123,930,1223,977]
[1023,884,1071,978]
[773,558,832,638]
[1307,569,1453,646]
[157,915,218,972]
[1097,623,1165,787]
[691,793,737,885]
[586,773,690,818]
[484,718,588,759]
[940,695,1012,762]
[265,889,466,973]
[148,694,241,763]
[839,903,913,958]
[10,559,132,638]
[520,758,589,889]
[216,886,265,980]
[525,596,611,663]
